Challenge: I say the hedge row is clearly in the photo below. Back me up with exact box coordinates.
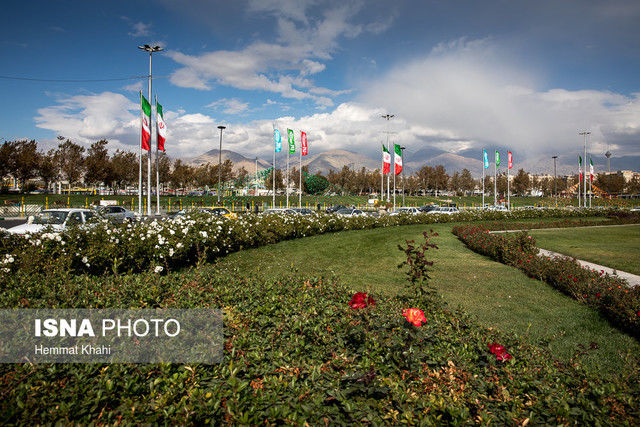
[1,265,639,423]
[452,225,640,338]
[1,208,636,278]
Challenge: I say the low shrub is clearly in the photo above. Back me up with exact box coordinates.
[0,266,638,424]
[452,225,640,338]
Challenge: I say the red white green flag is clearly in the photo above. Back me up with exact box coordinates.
[589,157,594,181]
[382,144,391,174]
[578,156,583,180]
[140,92,151,151]
[156,101,166,152]
[394,144,402,175]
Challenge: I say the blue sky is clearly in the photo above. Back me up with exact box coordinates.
[2,0,640,172]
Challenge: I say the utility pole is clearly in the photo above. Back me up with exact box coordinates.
[381,114,394,202]
[217,125,226,204]
[138,44,163,217]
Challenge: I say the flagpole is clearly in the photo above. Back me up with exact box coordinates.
[578,156,581,208]
[393,146,396,211]
[589,156,592,208]
[286,140,290,209]
[494,151,497,206]
[138,91,143,216]
[507,159,510,210]
[272,124,276,209]
[482,150,485,208]
[380,144,384,204]
[146,50,153,217]
[299,132,302,208]
[155,95,160,216]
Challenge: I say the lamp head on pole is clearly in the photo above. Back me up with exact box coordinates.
[138,44,164,53]
[217,125,226,130]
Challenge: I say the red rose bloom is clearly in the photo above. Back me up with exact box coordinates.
[349,292,376,309]
[403,308,426,327]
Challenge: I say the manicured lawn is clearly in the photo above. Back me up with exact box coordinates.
[217,222,640,374]
[530,224,640,275]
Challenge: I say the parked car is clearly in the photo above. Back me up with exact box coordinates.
[426,206,459,215]
[95,205,136,223]
[630,206,640,212]
[335,208,365,217]
[291,208,315,215]
[326,205,348,213]
[6,208,95,234]
[391,207,421,215]
[173,207,237,219]
[418,205,438,213]
[262,208,297,215]
[485,205,508,211]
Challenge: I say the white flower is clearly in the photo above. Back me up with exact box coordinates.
[176,243,183,249]
[154,266,164,273]
[82,257,88,263]
[169,248,174,256]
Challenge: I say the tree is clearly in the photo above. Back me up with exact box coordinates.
[512,169,530,195]
[84,139,111,187]
[449,172,461,194]
[37,149,59,193]
[626,176,640,194]
[303,174,329,195]
[13,140,40,191]
[110,149,137,191]
[0,141,18,183]
[459,169,475,195]
[595,173,624,194]
[54,138,85,187]
[432,165,449,196]
[264,168,285,192]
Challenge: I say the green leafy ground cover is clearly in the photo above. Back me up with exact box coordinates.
[530,224,640,275]
[1,263,639,423]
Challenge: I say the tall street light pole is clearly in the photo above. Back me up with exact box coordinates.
[217,125,226,204]
[400,146,406,206]
[381,114,394,203]
[579,131,590,208]
[552,156,558,198]
[138,44,163,217]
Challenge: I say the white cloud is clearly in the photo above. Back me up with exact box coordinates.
[206,98,250,115]
[122,81,143,92]
[358,37,640,164]
[167,1,391,107]
[128,21,152,37]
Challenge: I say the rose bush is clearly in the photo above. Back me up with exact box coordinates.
[453,225,640,338]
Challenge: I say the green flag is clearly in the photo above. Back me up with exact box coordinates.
[287,129,295,154]
[495,150,501,167]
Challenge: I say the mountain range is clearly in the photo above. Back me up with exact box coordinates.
[187,149,637,178]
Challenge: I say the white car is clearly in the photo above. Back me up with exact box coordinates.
[426,206,459,215]
[391,207,420,215]
[485,205,509,211]
[631,207,640,212]
[335,208,365,217]
[6,209,96,234]
[262,208,297,215]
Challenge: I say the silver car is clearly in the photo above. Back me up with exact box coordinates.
[96,205,136,223]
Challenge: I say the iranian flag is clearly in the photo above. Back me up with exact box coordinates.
[382,144,391,174]
[140,92,151,151]
[394,144,402,175]
[589,157,594,181]
[156,101,166,152]
[578,156,583,180]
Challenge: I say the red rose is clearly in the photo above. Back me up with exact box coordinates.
[349,292,376,309]
[403,308,426,327]
[488,342,505,355]
[496,353,513,361]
